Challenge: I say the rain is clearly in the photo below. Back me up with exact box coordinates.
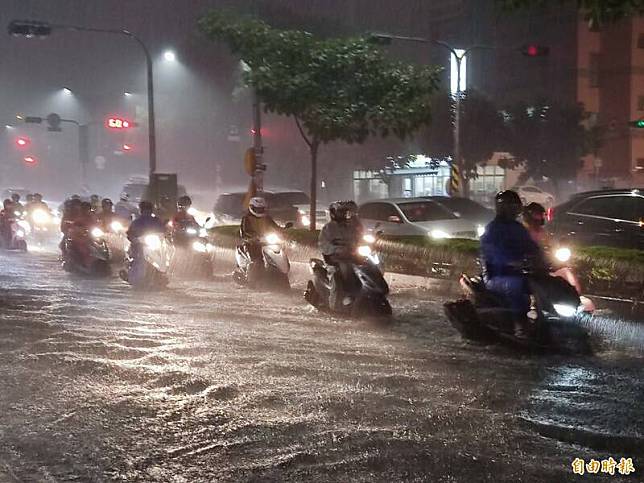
[0,1,642,481]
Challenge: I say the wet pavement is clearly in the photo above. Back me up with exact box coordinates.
[0,248,642,482]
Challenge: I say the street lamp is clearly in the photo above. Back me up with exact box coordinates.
[62,87,72,95]
[8,19,158,177]
[163,50,176,62]
[371,33,493,197]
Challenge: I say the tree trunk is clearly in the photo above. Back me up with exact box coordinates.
[309,141,319,231]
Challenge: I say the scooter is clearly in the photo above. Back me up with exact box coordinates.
[304,234,391,317]
[233,224,293,290]
[169,222,215,279]
[444,268,592,354]
[101,217,129,265]
[25,207,58,249]
[1,218,29,251]
[121,232,174,289]
[62,226,111,276]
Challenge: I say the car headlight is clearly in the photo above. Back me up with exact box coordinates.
[199,228,208,237]
[186,227,198,235]
[554,247,572,263]
[553,304,577,318]
[192,240,207,253]
[91,227,105,239]
[265,233,282,245]
[363,234,376,244]
[301,215,310,227]
[111,221,124,233]
[144,234,162,250]
[357,245,372,257]
[477,225,485,237]
[32,209,50,225]
[429,229,451,239]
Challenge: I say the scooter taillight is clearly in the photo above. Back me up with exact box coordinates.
[546,207,554,222]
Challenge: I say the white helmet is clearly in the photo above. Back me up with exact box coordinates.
[249,197,267,217]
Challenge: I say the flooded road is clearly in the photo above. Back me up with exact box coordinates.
[0,249,641,482]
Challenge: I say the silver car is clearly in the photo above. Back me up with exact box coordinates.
[358,198,484,240]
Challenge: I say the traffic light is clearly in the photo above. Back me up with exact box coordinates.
[628,119,644,128]
[23,155,37,166]
[106,117,136,129]
[122,143,132,152]
[15,136,30,148]
[521,44,550,57]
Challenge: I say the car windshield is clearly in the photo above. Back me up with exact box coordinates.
[271,192,310,206]
[399,201,457,222]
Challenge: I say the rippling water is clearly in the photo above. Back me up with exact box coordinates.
[0,249,641,482]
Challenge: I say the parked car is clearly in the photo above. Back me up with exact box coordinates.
[358,198,481,239]
[212,191,299,226]
[268,191,327,228]
[425,196,493,232]
[548,189,644,249]
[513,185,555,207]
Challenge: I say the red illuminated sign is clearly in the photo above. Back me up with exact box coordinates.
[106,117,131,129]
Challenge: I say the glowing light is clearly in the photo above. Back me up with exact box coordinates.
[430,229,451,239]
[32,209,50,225]
[91,227,105,238]
[553,304,576,318]
[192,241,207,253]
[122,143,132,151]
[450,49,467,95]
[62,87,72,95]
[23,155,37,165]
[110,221,124,232]
[265,233,281,245]
[163,50,176,62]
[363,234,376,244]
[357,245,372,257]
[555,247,572,263]
[477,225,485,237]
[144,234,162,250]
[16,137,29,147]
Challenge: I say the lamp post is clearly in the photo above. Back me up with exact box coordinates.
[8,20,158,178]
[371,33,493,197]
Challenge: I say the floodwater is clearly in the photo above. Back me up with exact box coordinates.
[0,248,641,482]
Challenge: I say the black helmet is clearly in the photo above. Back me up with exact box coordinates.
[80,201,92,214]
[329,201,350,223]
[11,193,20,202]
[101,198,113,209]
[495,190,522,220]
[3,199,12,209]
[523,202,546,227]
[177,195,192,209]
[139,201,154,214]
[33,193,43,202]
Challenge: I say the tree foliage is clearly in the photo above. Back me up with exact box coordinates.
[501,102,589,190]
[199,10,441,228]
[497,0,644,27]
[427,90,506,181]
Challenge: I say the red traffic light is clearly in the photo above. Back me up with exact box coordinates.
[23,155,37,166]
[16,136,30,148]
[521,44,549,57]
[106,117,133,129]
[122,143,132,151]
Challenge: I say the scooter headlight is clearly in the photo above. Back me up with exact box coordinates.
[554,247,572,263]
[265,233,282,245]
[477,225,485,237]
[91,227,105,239]
[301,215,310,227]
[32,209,50,225]
[16,229,25,238]
[192,240,207,253]
[17,220,31,232]
[187,207,198,216]
[186,227,198,235]
[363,234,376,244]
[110,220,124,233]
[357,245,372,257]
[553,304,577,318]
[144,234,162,250]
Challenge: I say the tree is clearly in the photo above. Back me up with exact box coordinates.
[497,0,643,27]
[501,101,589,193]
[427,90,507,190]
[199,11,440,229]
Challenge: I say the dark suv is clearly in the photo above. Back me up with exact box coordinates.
[548,189,644,249]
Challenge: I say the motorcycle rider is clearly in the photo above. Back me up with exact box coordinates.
[115,193,138,221]
[126,201,165,248]
[0,199,15,246]
[89,194,101,213]
[522,202,548,246]
[318,201,363,310]
[171,196,198,229]
[480,190,542,338]
[240,197,283,262]
[97,198,123,231]
[11,193,23,216]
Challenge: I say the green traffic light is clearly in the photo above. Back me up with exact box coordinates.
[637,120,644,128]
